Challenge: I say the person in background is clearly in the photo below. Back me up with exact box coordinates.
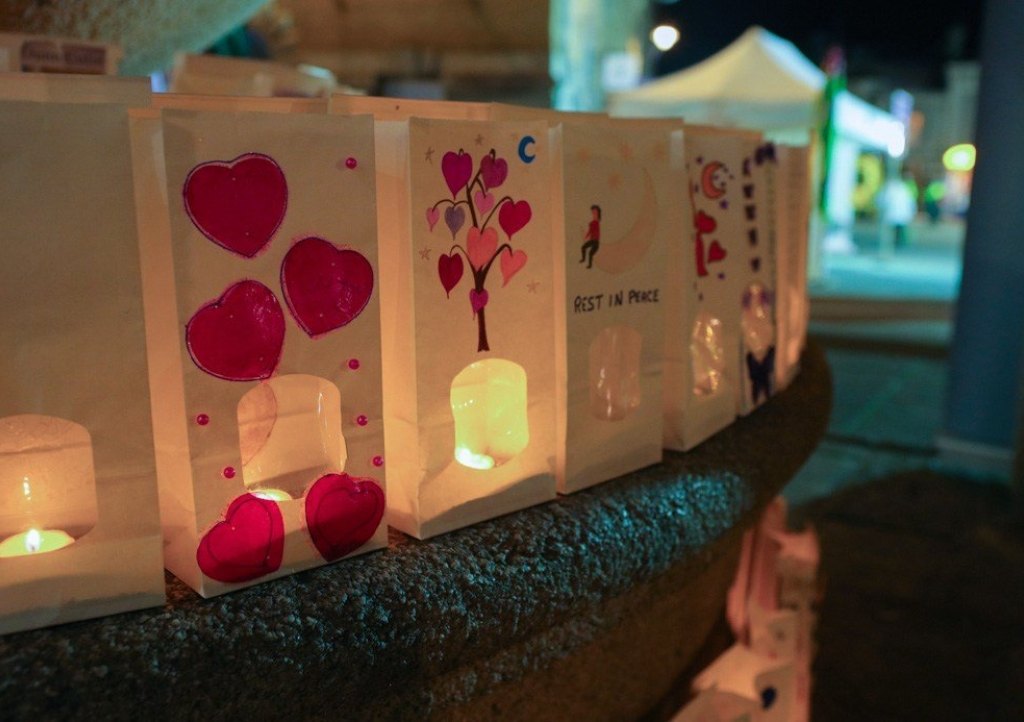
[880,172,917,249]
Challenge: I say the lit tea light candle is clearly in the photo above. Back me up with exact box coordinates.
[0,527,75,558]
[455,447,496,470]
[249,488,292,502]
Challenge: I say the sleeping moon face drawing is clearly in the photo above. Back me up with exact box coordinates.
[701,161,727,200]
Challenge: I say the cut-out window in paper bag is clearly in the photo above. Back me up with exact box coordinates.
[133,108,386,596]
[665,126,761,450]
[0,82,165,634]
[489,106,677,493]
[693,643,794,722]
[330,96,557,538]
[671,686,759,722]
[770,145,811,392]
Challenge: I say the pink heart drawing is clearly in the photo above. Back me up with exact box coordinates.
[183,153,287,258]
[444,205,466,238]
[186,280,285,382]
[708,240,728,263]
[426,207,440,231]
[304,473,385,562]
[441,150,473,197]
[469,288,489,315]
[498,199,532,239]
[281,237,374,338]
[438,253,464,297]
[480,154,508,189]
[474,189,495,214]
[196,493,284,583]
[467,226,498,270]
[499,248,528,286]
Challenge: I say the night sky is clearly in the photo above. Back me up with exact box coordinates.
[651,0,983,86]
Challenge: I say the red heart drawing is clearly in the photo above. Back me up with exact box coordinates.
[498,199,532,239]
[438,253,464,297]
[304,473,385,561]
[467,226,498,270]
[499,248,528,286]
[708,240,728,263]
[183,153,288,258]
[280,237,374,338]
[196,493,284,583]
[441,150,473,197]
[186,280,285,381]
[479,154,508,189]
[469,288,489,315]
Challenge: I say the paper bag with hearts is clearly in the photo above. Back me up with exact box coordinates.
[491,106,678,493]
[133,106,387,596]
[0,75,165,634]
[331,96,557,539]
[664,125,761,450]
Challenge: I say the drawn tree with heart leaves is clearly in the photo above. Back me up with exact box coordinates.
[427,148,532,352]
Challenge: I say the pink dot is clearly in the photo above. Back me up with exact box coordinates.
[345,157,358,169]
[372,455,384,467]
[348,358,361,370]
[222,466,236,479]
[195,413,210,426]
[356,414,369,426]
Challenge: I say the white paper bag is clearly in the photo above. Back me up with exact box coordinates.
[694,643,795,722]
[0,76,164,634]
[134,106,387,596]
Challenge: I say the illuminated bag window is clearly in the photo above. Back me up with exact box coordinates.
[589,325,642,421]
[237,375,346,501]
[0,415,97,558]
[691,311,725,396]
[450,359,529,470]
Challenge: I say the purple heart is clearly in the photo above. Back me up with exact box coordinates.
[444,206,466,238]
[480,154,508,189]
[469,288,489,315]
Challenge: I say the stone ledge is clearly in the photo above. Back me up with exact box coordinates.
[0,344,831,722]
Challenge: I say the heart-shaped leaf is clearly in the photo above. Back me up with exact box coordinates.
[441,150,473,197]
[498,199,532,239]
[499,248,528,286]
[480,154,508,189]
[467,226,498,270]
[444,205,466,238]
[438,253,464,297]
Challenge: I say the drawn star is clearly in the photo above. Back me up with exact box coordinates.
[419,247,432,260]
[510,131,519,143]
[526,280,540,293]
[424,147,435,163]
[474,133,485,146]
[575,147,592,164]
[608,172,622,189]
[619,142,633,160]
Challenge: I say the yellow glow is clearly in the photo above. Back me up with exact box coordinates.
[455,447,497,470]
[450,359,529,470]
[0,527,74,558]
[249,488,293,502]
[692,313,725,396]
[942,143,976,172]
[651,24,680,52]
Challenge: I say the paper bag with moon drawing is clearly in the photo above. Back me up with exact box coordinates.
[554,117,678,493]
[665,125,760,450]
[133,107,387,597]
[770,145,811,392]
[737,140,779,415]
[489,105,678,493]
[0,78,166,634]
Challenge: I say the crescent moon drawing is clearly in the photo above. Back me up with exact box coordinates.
[518,135,536,164]
[701,161,726,199]
[594,168,658,275]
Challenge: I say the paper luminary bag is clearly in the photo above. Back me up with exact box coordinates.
[693,644,795,722]
[491,106,677,493]
[331,99,557,537]
[664,126,759,450]
[770,145,811,392]
[671,686,759,722]
[134,108,387,596]
[0,80,166,634]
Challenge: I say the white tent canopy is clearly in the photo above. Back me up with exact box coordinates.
[609,26,826,133]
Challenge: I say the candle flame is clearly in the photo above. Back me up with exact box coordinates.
[25,528,42,553]
[22,476,31,500]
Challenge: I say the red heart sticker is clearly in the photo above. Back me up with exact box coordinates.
[304,473,385,561]
[280,237,374,338]
[186,280,285,382]
[183,153,288,258]
[196,493,284,583]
